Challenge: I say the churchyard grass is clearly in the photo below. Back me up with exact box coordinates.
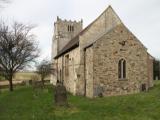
[0,81,160,120]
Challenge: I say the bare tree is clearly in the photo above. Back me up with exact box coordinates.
[0,22,39,91]
[36,60,51,86]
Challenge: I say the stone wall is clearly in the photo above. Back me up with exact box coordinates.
[80,6,122,49]
[92,24,151,96]
[147,54,154,88]
[84,46,94,97]
[56,47,80,95]
[56,19,82,52]
[51,18,82,85]
[76,6,123,96]
[51,60,58,85]
[52,17,82,58]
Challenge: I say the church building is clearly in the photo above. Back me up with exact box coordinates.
[51,6,154,98]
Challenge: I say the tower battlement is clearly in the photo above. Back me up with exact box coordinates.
[52,16,83,59]
[56,16,83,24]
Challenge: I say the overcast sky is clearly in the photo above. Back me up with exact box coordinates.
[0,0,160,61]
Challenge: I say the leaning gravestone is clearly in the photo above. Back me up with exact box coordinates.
[29,80,32,85]
[54,82,68,106]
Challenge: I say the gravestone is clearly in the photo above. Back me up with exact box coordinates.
[141,84,147,91]
[29,80,32,85]
[94,84,104,97]
[32,81,43,90]
[25,80,30,86]
[54,81,67,106]
[32,81,44,98]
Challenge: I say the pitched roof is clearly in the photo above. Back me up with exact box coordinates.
[79,5,122,35]
[54,6,122,59]
[54,35,79,59]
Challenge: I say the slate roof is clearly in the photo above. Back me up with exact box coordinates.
[54,35,79,59]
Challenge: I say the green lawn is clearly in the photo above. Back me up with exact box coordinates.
[0,81,160,120]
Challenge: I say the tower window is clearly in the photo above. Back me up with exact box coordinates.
[72,26,74,31]
[70,26,72,31]
[59,69,62,82]
[118,59,126,79]
[67,25,74,32]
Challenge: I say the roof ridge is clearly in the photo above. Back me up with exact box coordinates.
[79,5,122,35]
[54,5,123,59]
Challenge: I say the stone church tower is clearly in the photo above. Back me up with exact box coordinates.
[52,16,83,59]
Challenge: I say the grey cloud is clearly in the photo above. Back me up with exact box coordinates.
[0,0,159,60]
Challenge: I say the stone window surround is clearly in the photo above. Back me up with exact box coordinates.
[118,58,126,80]
[67,25,74,32]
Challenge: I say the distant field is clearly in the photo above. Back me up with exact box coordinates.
[0,72,51,81]
[0,81,160,120]
[13,72,51,81]
[0,72,51,86]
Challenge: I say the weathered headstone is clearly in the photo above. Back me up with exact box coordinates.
[25,80,30,86]
[141,84,147,92]
[29,80,32,85]
[54,81,67,106]
[94,84,104,97]
[32,80,43,90]
[32,80,44,98]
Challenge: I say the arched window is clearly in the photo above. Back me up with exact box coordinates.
[59,69,62,82]
[118,59,126,79]
[67,25,74,32]
[72,26,74,31]
[65,54,69,76]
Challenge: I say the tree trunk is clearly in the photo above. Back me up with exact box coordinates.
[9,76,13,91]
[41,75,44,85]
[42,78,44,86]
